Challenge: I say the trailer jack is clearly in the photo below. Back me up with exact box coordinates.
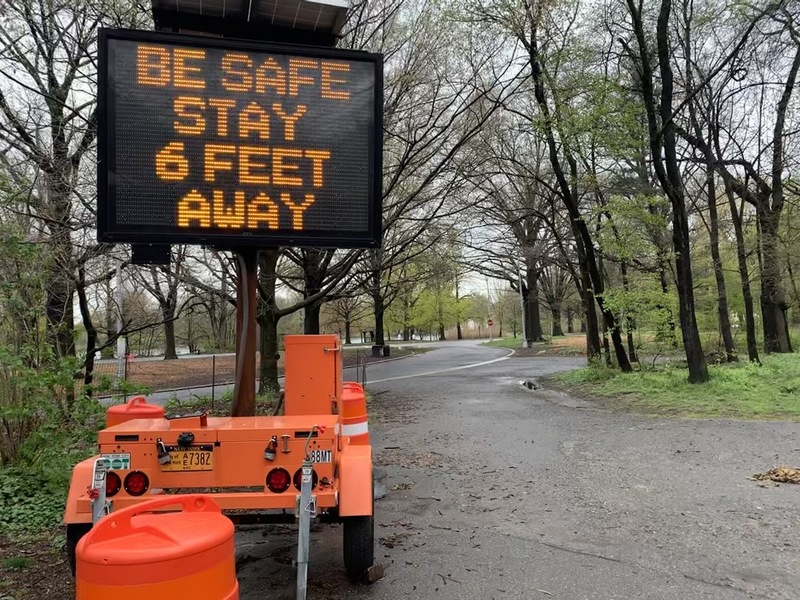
[296,424,325,600]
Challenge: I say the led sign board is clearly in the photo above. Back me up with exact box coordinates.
[97,29,382,247]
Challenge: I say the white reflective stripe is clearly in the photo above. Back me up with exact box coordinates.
[341,421,369,436]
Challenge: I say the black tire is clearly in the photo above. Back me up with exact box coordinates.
[343,513,374,580]
[66,523,92,576]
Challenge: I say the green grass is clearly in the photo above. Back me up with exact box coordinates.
[3,557,32,571]
[163,390,280,416]
[556,354,800,419]
[482,334,586,355]
[481,336,533,349]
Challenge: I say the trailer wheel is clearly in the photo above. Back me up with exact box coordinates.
[343,512,374,580]
[66,523,92,576]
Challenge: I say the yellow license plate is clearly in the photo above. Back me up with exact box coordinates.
[161,446,214,472]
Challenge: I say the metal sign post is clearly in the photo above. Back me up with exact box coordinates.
[232,248,258,417]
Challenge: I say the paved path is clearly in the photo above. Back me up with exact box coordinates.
[126,339,508,406]
[235,347,800,600]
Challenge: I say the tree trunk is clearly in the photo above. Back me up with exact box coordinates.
[601,322,612,367]
[625,329,636,362]
[706,170,737,362]
[566,308,574,334]
[620,261,638,363]
[596,250,630,370]
[455,275,463,339]
[303,302,321,334]
[258,312,280,394]
[657,260,678,346]
[759,40,800,353]
[578,265,601,359]
[437,297,446,341]
[371,288,386,347]
[526,16,628,370]
[551,306,563,336]
[163,315,178,360]
[76,268,97,398]
[44,154,76,365]
[660,0,707,381]
[233,250,258,416]
[524,267,544,342]
[370,251,386,346]
[627,0,707,381]
[786,256,800,326]
[582,290,601,360]
[258,249,281,394]
[45,245,75,359]
[302,248,329,335]
[760,211,792,353]
[344,319,352,344]
[103,278,115,359]
[671,190,709,380]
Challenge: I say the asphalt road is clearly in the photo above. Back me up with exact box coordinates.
[141,341,504,405]
[235,341,800,600]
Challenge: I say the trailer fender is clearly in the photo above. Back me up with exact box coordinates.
[337,445,373,517]
[63,456,98,524]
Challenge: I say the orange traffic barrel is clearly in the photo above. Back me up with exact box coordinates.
[341,385,370,445]
[76,495,238,600]
[106,396,165,427]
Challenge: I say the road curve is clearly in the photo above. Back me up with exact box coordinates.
[138,340,511,405]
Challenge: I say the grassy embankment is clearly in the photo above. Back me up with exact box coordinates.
[485,334,800,420]
[482,333,586,355]
[556,354,800,420]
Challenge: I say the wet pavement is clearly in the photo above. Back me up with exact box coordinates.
[235,344,800,600]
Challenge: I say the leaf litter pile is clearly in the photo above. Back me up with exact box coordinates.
[749,466,800,485]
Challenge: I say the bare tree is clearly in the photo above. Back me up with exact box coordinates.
[344,0,523,347]
[621,0,708,381]
[0,1,149,368]
[471,1,632,368]
[132,245,190,359]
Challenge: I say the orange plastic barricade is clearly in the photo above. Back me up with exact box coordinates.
[341,383,370,445]
[76,495,238,600]
[106,396,165,428]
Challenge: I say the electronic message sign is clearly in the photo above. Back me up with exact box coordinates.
[97,29,382,248]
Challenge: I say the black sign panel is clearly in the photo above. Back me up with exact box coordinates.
[98,29,382,247]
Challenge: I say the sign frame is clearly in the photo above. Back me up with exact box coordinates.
[97,28,383,248]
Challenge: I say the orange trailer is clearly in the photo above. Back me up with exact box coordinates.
[64,335,374,583]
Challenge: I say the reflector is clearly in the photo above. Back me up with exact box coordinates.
[124,471,150,496]
[266,467,292,493]
[106,471,122,497]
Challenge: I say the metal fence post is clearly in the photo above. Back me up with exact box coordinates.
[362,356,367,389]
[211,354,216,412]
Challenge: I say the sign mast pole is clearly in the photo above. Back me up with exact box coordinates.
[232,248,258,417]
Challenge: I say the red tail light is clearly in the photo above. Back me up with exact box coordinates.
[106,471,122,497]
[124,471,150,496]
[266,468,291,493]
[293,467,318,491]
